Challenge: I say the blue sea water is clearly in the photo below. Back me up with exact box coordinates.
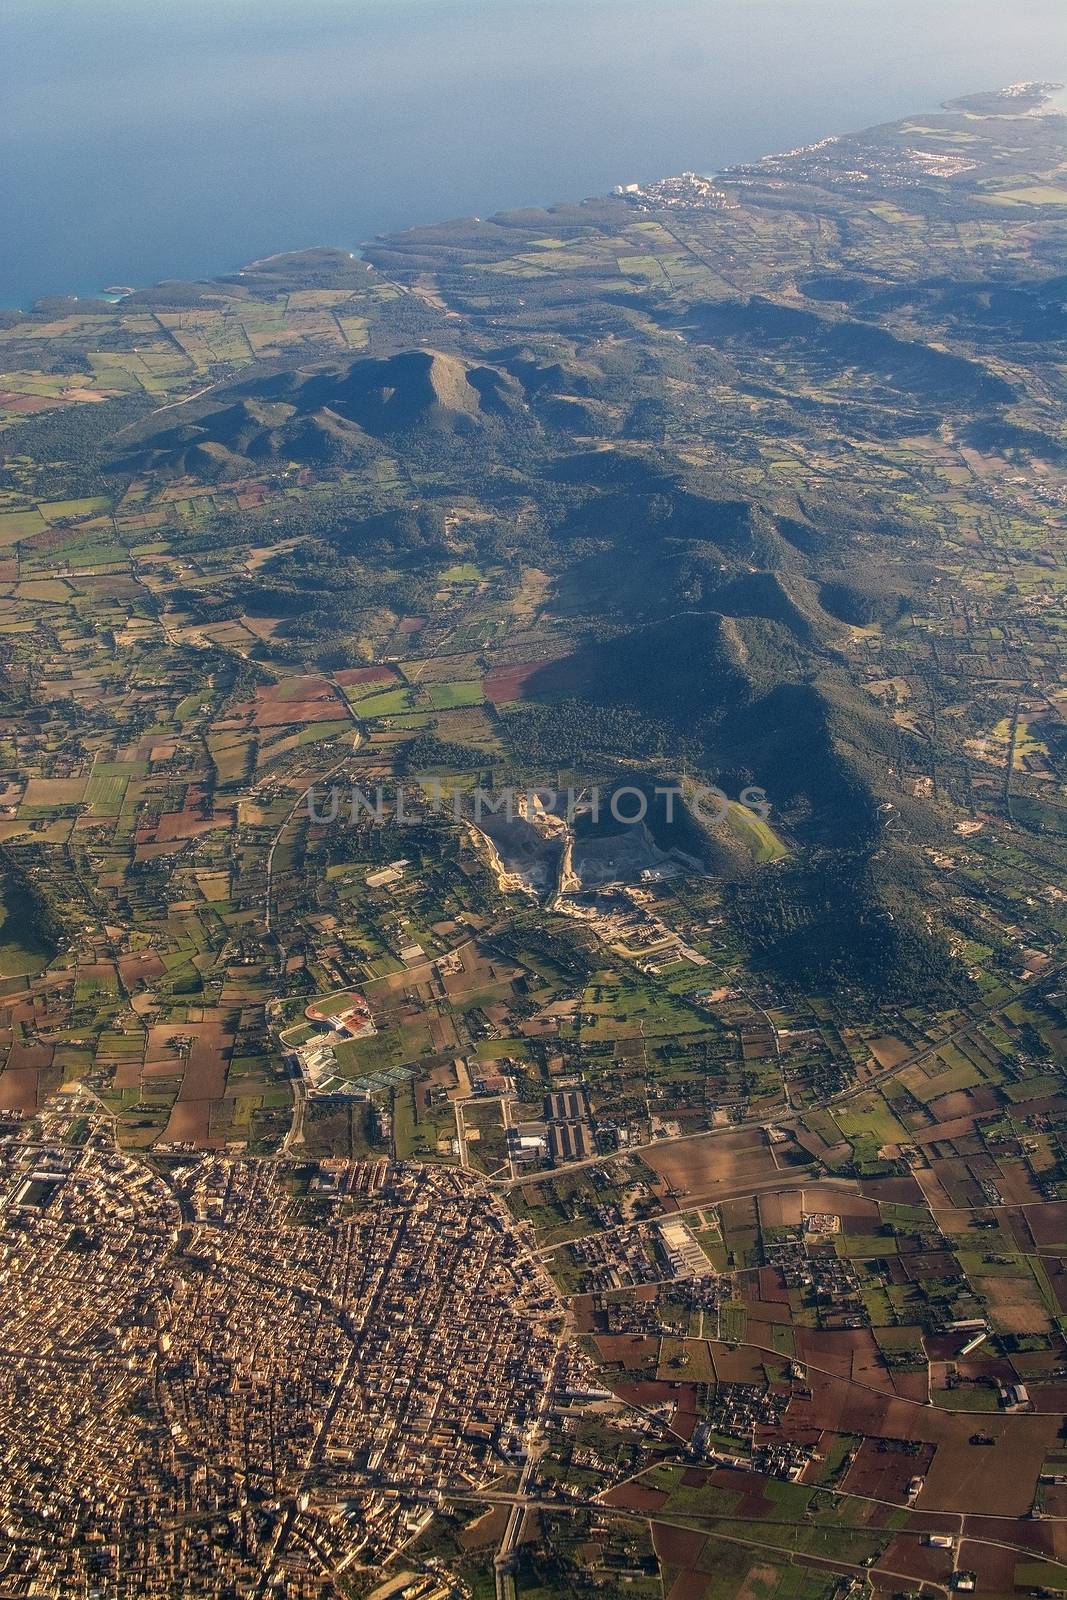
[2,0,1065,308]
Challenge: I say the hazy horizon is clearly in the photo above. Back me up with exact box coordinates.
[2,0,1066,307]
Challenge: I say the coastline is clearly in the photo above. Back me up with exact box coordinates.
[4,79,1064,316]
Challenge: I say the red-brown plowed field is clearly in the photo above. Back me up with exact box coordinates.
[911,1114,986,1146]
[0,1041,54,1112]
[640,1128,788,1202]
[996,1164,1045,1204]
[162,1100,211,1144]
[252,677,347,727]
[868,1036,914,1068]
[600,1480,668,1513]
[118,952,167,989]
[957,1539,1016,1592]
[0,1068,39,1112]
[653,1525,705,1568]
[964,1515,1067,1561]
[481,662,544,704]
[857,1175,926,1205]
[1025,1201,1067,1247]
[706,1342,773,1384]
[483,655,591,704]
[783,1369,1058,1515]
[672,1388,698,1441]
[595,1335,659,1372]
[177,1025,234,1101]
[795,1328,896,1391]
[876,1533,952,1587]
[754,1265,791,1303]
[1030,1384,1067,1411]
[890,1371,931,1402]
[666,1573,710,1600]
[157,1016,236,1149]
[802,1183,881,1225]
[150,807,234,843]
[842,1439,935,1502]
[615,1381,691,1413]
[334,665,399,688]
[0,393,65,414]
[758,1190,804,1228]
[929,1086,1001,1120]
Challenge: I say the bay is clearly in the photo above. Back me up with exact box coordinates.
[2,0,1065,308]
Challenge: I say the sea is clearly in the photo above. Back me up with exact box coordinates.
[2,0,1066,309]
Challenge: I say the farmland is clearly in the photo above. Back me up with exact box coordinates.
[0,79,1065,1599]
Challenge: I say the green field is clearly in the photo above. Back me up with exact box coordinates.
[350,687,415,718]
[425,681,485,710]
[724,802,789,863]
[85,764,133,815]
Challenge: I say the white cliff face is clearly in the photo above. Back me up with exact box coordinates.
[467,786,702,907]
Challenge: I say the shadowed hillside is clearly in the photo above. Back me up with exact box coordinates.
[111,348,529,479]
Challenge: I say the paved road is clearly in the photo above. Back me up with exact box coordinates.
[264,734,361,939]
[503,960,1063,1193]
